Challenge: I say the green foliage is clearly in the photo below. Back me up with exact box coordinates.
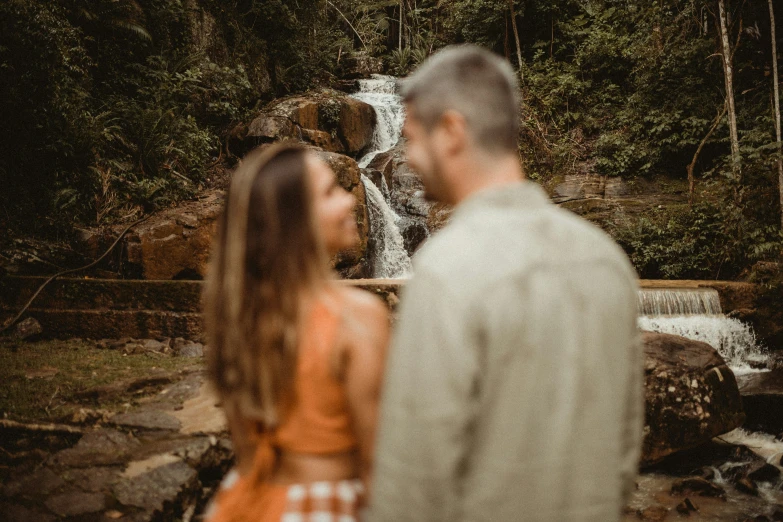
[609,204,726,279]
[319,98,342,136]
[2,0,782,280]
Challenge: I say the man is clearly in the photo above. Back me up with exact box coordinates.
[368,45,643,522]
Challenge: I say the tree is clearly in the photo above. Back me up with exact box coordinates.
[717,0,741,177]
[508,0,523,80]
[769,0,783,228]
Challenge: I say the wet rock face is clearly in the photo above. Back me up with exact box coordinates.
[641,332,745,467]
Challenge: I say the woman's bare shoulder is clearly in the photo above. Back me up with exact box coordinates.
[333,286,389,337]
[337,286,388,317]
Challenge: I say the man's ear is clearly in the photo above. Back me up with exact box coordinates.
[436,110,468,155]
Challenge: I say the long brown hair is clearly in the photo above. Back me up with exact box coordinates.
[203,143,329,426]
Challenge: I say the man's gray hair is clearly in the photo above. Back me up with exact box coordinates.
[401,44,520,153]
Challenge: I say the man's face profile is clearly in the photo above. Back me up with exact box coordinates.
[402,105,446,202]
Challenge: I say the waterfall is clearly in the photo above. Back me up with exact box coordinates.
[351,75,411,278]
[363,176,412,279]
[637,287,767,374]
[638,315,766,374]
[351,75,406,168]
[637,288,722,315]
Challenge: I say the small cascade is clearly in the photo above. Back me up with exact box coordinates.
[637,287,768,374]
[362,175,412,278]
[351,75,405,168]
[638,288,722,315]
[638,315,766,374]
[351,75,412,278]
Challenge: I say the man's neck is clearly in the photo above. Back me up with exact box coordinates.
[451,153,524,205]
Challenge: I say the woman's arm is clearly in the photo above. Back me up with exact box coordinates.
[341,290,391,494]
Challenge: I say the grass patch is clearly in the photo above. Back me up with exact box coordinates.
[0,339,202,422]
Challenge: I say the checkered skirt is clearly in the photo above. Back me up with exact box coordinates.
[205,470,365,522]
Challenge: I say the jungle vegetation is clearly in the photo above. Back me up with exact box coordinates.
[1,0,781,279]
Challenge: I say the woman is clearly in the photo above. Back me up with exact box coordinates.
[203,143,389,522]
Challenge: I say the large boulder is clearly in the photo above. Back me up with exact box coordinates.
[245,92,376,157]
[336,97,375,155]
[641,332,745,466]
[122,192,223,280]
[736,369,783,433]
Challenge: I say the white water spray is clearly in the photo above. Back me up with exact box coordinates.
[351,75,406,168]
[638,314,767,374]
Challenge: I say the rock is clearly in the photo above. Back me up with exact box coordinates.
[110,410,182,431]
[141,338,170,353]
[50,429,140,468]
[15,317,42,340]
[301,128,344,152]
[737,369,783,433]
[176,341,203,358]
[675,497,698,515]
[637,505,669,521]
[246,114,297,142]
[270,97,319,130]
[670,477,726,498]
[2,467,65,497]
[367,151,395,188]
[45,491,106,517]
[735,476,759,496]
[246,93,375,156]
[122,191,223,280]
[60,467,121,492]
[0,502,56,522]
[336,96,376,155]
[400,220,428,254]
[641,332,744,466]
[747,463,781,483]
[112,461,197,514]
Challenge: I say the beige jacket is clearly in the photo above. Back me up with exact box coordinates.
[369,181,642,522]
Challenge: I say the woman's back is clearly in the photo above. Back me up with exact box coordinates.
[206,287,388,522]
[273,293,357,456]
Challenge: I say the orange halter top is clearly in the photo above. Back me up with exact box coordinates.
[271,295,357,454]
[208,295,360,522]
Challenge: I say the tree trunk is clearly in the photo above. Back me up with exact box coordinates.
[718,0,741,176]
[769,0,783,228]
[688,102,727,205]
[399,1,403,51]
[509,0,524,81]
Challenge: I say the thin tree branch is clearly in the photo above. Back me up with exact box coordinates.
[326,1,367,51]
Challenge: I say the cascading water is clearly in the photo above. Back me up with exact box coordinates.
[637,287,768,374]
[638,288,722,315]
[351,75,412,278]
[351,76,406,168]
[638,315,766,374]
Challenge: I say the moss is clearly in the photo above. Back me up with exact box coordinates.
[0,339,201,423]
